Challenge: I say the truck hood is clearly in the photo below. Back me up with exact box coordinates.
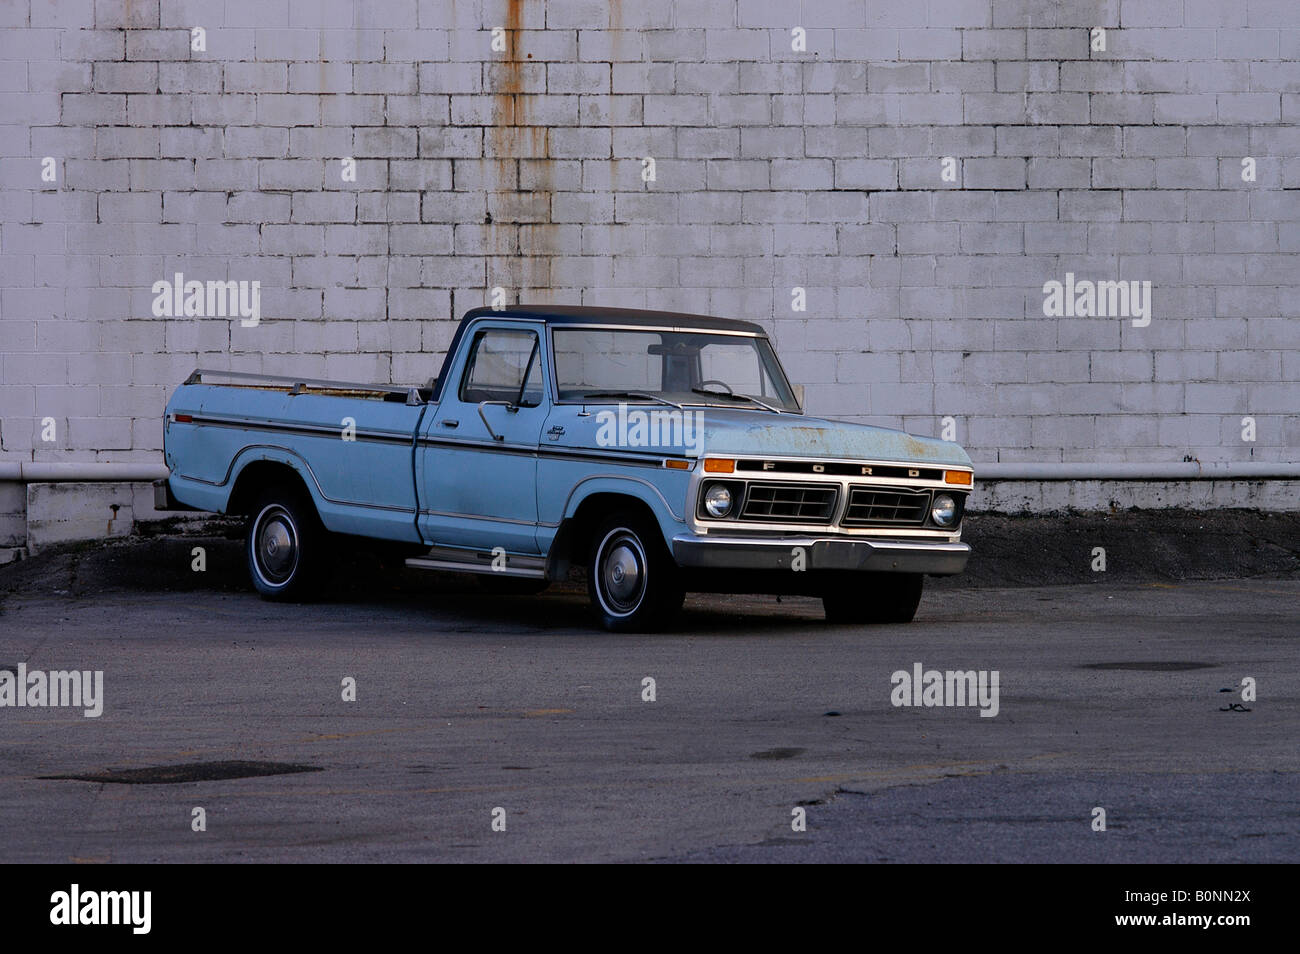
[695,408,972,467]
[559,403,971,468]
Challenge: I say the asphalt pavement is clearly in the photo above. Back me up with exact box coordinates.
[0,532,1295,862]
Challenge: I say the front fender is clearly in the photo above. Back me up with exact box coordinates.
[542,473,689,558]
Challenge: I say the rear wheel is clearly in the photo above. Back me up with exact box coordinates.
[822,572,923,624]
[245,485,332,601]
[586,511,684,632]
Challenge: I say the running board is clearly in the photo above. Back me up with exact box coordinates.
[405,547,547,579]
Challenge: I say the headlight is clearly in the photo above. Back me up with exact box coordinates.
[703,484,733,518]
[931,493,957,527]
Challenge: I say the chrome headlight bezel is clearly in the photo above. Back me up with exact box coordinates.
[931,492,958,527]
[703,483,735,519]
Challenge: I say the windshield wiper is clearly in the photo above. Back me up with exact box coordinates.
[690,387,784,414]
[577,390,683,410]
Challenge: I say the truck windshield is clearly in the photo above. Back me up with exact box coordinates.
[553,328,800,412]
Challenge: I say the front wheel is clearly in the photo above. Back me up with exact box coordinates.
[822,572,923,624]
[245,486,332,601]
[586,512,684,632]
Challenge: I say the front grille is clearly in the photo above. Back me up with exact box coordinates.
[740,483,838,523]
[841,487,931,527]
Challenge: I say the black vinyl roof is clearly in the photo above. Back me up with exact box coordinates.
[431,304,770,402]
[460,304,767,335]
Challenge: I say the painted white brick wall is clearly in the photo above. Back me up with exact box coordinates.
[0,0,1297,471]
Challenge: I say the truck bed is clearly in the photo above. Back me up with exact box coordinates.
[165,368,434,544]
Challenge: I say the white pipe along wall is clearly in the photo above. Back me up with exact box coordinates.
[4,461,1300,483]
[2,461,1296,560]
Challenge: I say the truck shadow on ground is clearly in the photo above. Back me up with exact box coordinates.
[0,532,827,635]
[7,507,1298,633]
[357,591,827,634]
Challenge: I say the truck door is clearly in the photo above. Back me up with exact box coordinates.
[416,322,548,554]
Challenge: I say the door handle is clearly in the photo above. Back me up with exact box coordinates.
[441,419,459,428]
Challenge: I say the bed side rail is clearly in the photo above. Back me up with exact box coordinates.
[183,368,428,405]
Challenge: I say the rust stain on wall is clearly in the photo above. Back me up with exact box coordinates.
[486,0,552,299]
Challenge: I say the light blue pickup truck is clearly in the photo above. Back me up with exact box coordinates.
[161,305,974,630]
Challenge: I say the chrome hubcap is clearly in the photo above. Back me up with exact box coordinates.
[599,531,646,615]
[254,506,298,585]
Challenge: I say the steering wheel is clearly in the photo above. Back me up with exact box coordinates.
[697,379,733,394]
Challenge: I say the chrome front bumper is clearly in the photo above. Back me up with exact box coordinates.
[671,534,971,576]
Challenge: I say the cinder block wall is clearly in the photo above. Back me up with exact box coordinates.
[1,0,1297,478]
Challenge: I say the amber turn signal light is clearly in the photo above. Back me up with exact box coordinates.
[703,458,735,473]
[944,470,973,486]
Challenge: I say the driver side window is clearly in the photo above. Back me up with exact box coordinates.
[459,329,543,406]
